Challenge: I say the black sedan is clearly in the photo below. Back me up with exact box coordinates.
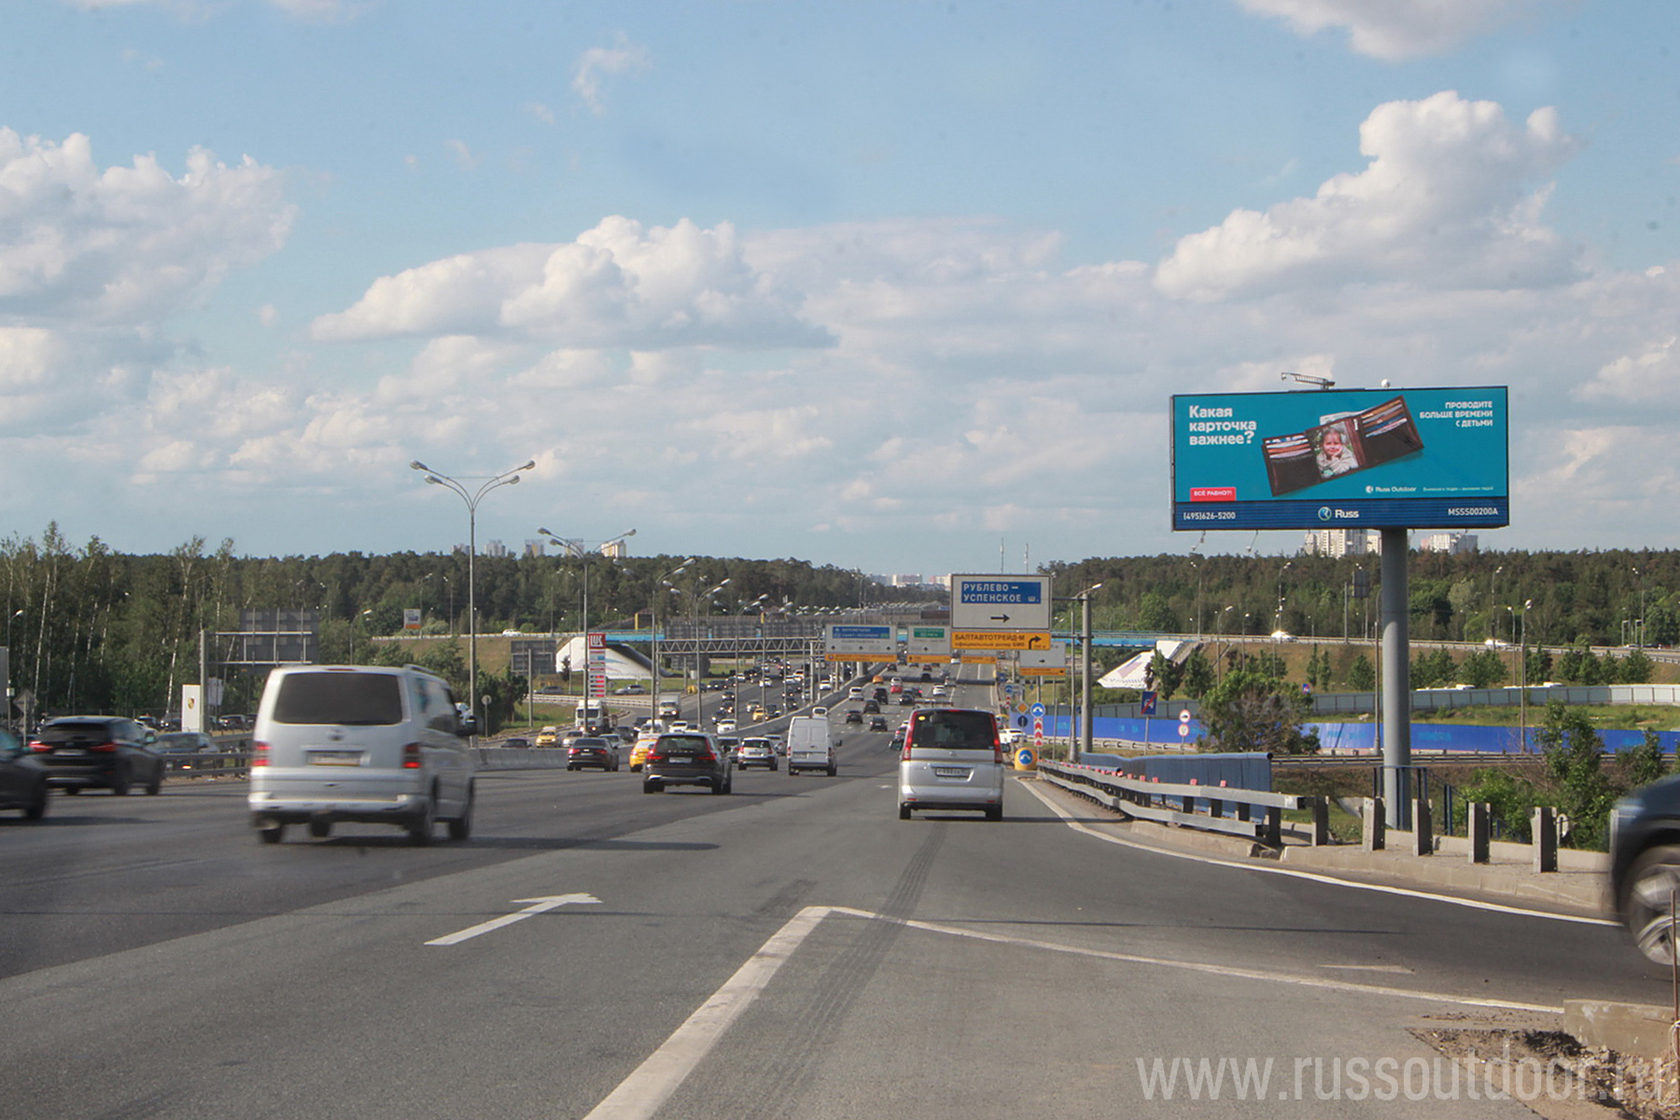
[868,715,889,732]
[566,737,620,771]
[0,728,48,820]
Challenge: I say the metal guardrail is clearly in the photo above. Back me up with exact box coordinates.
[1036,759,1327,847]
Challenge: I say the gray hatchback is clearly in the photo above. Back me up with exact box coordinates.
[641,732,733,795]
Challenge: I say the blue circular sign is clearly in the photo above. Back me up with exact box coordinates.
[1030,702,1045,719]
[1016,747,1035,767]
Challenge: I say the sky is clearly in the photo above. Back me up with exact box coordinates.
[1,0,1676,577]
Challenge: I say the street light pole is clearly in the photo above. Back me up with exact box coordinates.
[538,528,635,724]
[1079,583,1101,762]
[410,458,535,733]
[650,558,695,722]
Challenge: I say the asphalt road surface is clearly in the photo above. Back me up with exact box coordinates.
[2,670,1663,1118]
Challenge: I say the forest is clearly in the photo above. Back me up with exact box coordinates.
[3,522,1672,722]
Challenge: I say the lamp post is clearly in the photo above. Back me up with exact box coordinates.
[1214,605,1235,682]
[1274,560,1293,635]
[694,578,731,723]
[411,457,535,732]
[1058,582,1102,764]
[1187,553,1203,640]
[1519,599,1532,752]
[538,528,635,719]
[1489,564,1503,643]
[648,558,696,722]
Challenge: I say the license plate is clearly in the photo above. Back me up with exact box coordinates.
[933,767,970,779]
[54,748,85,757]
[308,750,362,766]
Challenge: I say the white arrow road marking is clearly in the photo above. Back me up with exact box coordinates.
[424,893,601,946]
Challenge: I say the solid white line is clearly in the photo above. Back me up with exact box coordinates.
[822,906,1562,1014]
[1019,778,1619,927]
[581,905,832,1120]
[424,893,601,946]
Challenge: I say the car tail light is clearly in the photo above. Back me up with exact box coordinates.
[92,739,119,753]
[402,742,422,769]
[252,741,269,767]
[29,739,48,752]
[696,750,716,765]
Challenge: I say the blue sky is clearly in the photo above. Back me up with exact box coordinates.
[1,0,1676,576]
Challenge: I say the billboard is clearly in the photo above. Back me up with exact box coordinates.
[1171,387,1508,531]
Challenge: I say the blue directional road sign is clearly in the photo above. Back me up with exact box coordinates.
[950,574,1052,632]
[1029,702,1045,719]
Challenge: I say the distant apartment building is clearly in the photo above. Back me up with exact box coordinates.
[888,573,924,588]
[1418,532,1479,555]
[1301,528,1373,558]
[482,540,509,559]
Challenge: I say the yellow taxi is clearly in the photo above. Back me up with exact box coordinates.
[750,706,769,723]
[630,730,659,771]
[535,725,560,748]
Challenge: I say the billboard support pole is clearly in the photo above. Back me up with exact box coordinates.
[1379,527,1412,830]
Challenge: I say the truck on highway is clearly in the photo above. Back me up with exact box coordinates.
[785,714,837,777]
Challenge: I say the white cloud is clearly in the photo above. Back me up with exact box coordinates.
[312,217,833,350]
[1237,0,1552,60]
[1579,335,1680,404]
[0,129,294,326]
[1155,92,1579,301]
[573,35,650,115]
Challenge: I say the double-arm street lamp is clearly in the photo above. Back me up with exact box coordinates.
[411,458,535,730]
[650,558,695,717]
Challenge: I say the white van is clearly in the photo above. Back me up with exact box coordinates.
[249,664,476,846]
[785,713,836,776]
[898,706,1004,821]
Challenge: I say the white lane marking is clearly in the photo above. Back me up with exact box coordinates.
[1321,964,1415,974]
[424,893,601,946]
[822,906,1562,1014]
[582,905,831,1120]
[1019,778,1619,928]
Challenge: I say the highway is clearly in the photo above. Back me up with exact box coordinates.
[1,669,1665,1118]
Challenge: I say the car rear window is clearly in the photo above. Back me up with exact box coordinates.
[909,710,996,751]
[38,720,122,744]
[272,672,404,726]
[658,735,710,753]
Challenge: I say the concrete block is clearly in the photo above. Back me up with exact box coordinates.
[1533,806,1558,873]
[1362,797,1385,851]
[1412,797,1433,856]
[1468,801,1490,864]
[1564,1000,1679,1061]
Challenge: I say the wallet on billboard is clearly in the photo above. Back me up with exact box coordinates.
[1261,396,1425,497]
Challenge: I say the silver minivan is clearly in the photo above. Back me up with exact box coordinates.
[898,707,1004,821]
[249,665,476,845]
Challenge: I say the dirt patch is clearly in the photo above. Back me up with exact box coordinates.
[1413,1018,1680,1119]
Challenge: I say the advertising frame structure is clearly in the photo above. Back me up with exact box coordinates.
[1170,387,1509,532]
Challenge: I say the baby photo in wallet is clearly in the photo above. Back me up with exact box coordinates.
[1261,396,1425,496]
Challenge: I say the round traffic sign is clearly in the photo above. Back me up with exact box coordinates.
[1178,722,1190,738]
[1178,709,1191,724]
[1030,702,1045,719]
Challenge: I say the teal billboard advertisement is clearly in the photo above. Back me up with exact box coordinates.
[1171,387,1508,531]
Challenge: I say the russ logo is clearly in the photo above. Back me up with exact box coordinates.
[1317,507,1333,521]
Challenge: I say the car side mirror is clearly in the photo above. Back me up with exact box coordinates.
[457,712,479,737]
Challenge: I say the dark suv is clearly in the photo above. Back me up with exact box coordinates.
[641,732,732,795]
[1610,775,1680,962]
[31,716,165,795]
